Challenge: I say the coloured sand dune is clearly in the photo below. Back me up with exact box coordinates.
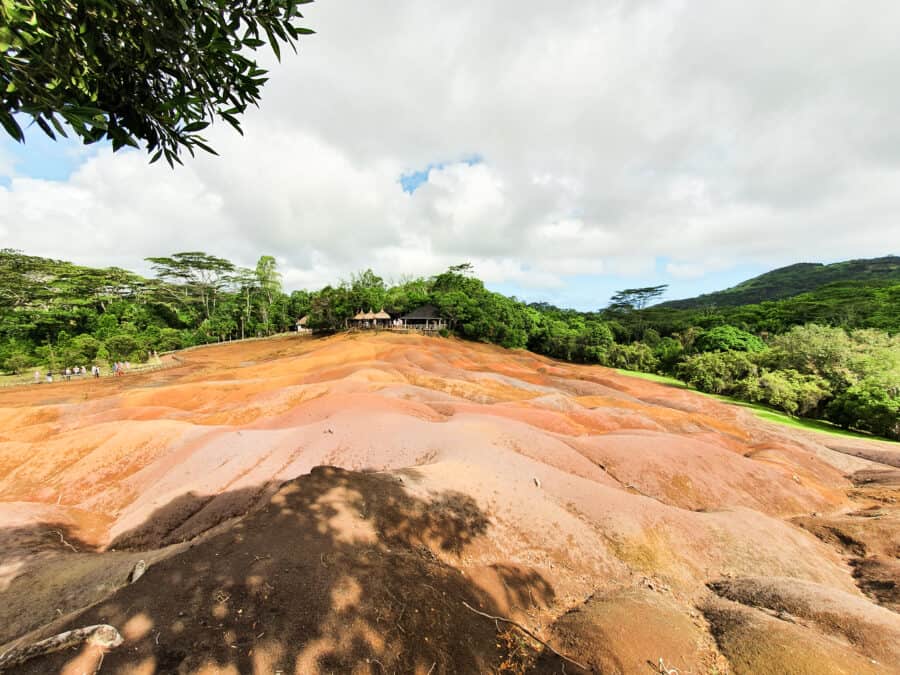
[0,333,897,673]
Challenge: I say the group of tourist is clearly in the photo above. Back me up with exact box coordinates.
[33,362,128,384]
[28,351,162,384]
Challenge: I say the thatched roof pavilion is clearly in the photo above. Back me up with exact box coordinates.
[399,304,446,331]
[350,309,391,329]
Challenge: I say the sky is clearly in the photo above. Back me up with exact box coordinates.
[2,0,900,311]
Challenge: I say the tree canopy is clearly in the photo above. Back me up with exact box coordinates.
[607,285,668,312]
[0,0,314,164]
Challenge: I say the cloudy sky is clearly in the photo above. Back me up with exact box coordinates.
[2,0,899,309]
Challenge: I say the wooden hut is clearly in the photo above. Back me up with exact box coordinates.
[373,309,392,327]
[399,304,446,331]
[350,309,391,329]
[350,310,371,329]
[295,315,311,334]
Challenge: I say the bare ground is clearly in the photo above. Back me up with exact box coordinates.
[0,332,897,673]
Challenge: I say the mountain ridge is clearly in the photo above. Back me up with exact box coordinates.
[659,255,900,309]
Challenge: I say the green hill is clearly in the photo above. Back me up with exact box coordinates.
[661,256,900,309]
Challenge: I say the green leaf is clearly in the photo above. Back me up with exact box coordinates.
[35,115,56,139]
[48,114,68,137]
[220,111,243,135]
[192,139,219,156]
[0,109,24,142]
[263,25,281,60]
[182,120,209,132]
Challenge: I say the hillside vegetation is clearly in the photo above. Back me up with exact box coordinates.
[1,250,898,439]
[660,255,900,309]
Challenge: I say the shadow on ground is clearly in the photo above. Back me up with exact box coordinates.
[8,466,567,674]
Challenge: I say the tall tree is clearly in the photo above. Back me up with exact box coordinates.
[607,285,668,312]
[348,269,386,313]
[232,267,258,340]
[255,255,282,334]
[146,252,236,320]
[1,0,314,164]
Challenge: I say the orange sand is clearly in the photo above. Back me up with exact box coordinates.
[1,332,897,673]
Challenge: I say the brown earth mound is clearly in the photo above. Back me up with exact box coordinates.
[538,587,722,674]
[0,332,898,673]
[708,576,900,665]
[701,596,883,675]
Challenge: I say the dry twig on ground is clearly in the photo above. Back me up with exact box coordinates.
[53,529,78,553]
[461,601,589,671]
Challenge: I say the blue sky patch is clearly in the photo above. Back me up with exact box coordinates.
[399,154,483,193]
[1,114,99,182]
[487,258,769,312]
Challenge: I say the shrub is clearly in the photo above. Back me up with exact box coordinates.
[827,378,900,440]
[155,328,185,352]
[104,334,142,361]
[766,324,854,386]
[61,334,102,366]
[3,352,31,374]
[695,325,766,353]
[601,342,659,373]
[677,351,758,394]
[653,336,684,373]
[751,369,831,416]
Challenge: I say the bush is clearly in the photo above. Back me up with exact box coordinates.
[749,369,831,416]
[104,334,142,361]
[61,334,102,366]
[677,351,758,394]
[827,378,900,440]
[601,342,659,372]
[695,325,766,353]
[3,352,31,374]
[93,313,120,340]
[155,328,185,352]
[653,336,684,373]
[766,324,854,386]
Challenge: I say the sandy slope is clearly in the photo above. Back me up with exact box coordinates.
[0,333,897,674]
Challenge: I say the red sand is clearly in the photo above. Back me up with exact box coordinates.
[0,333,897,673]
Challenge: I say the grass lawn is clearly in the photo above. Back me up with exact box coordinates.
[615,368,895,444]
[614,369,688,388]
[0,372,35,387]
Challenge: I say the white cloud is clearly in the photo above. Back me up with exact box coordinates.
[2,0,900,306]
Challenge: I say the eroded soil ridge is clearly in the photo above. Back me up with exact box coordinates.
[0,333,897,673]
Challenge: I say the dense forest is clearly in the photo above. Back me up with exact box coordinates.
[1,249,898,439]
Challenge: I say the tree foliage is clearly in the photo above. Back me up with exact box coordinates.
[828,377,900,440]
[0,0,314,164]
[694,325,766,353]
[607,285,668,312]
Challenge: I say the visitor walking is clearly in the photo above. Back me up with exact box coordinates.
[34,370,40,384]
[65,367,71,381]
[46,372,53,383]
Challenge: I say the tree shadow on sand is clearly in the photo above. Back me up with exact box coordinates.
[8,466,571,674]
